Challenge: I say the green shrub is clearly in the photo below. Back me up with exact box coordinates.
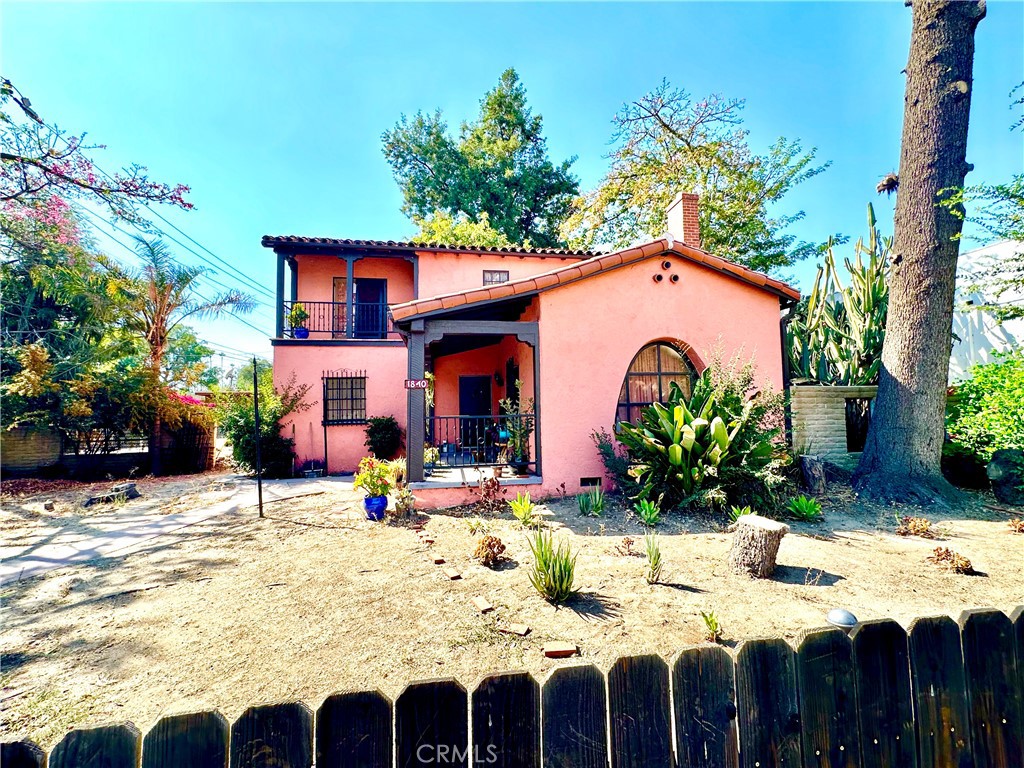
[527,530,578,603]
[364,415,403,459]
[509,491,537,527]
[591,427,636,493]
[946,350,1024,463]
[728,505,753,523]
[577,487,604,517]
[634,498,662,526]
[217,371,310,478]
[787,495,823,521]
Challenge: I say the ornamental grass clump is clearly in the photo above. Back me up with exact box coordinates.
[527,530,578,603]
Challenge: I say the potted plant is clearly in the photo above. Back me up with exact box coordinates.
[353,456,393,520]
[288,303,310,339]
[499,382,535,476]
[423,444,440,476]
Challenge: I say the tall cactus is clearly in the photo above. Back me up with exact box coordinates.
[787,204,890,385]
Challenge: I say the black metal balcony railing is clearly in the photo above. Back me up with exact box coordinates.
[426,414,536,471]
[283,301,400,340]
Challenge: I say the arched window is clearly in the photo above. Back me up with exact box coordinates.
[617,342,699,424]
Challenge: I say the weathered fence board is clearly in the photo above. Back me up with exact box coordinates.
[672,645,739,768]
[795,628,861,768]
[959,608,1023,768]
[230,702,313,768]
[850,619,917,768]
[541,664,608,768]
[0,740,45,768]
[608,654,673,768]
[142,710,229,768]
[735,638,801,768]
[395,678,468,768]
[471,672,540,768]
[13,608,1024,768]
[49,723,141,768]
[316,690,393,768]
[908,615,971,768]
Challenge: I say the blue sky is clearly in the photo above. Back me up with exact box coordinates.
[4,1,1022,366]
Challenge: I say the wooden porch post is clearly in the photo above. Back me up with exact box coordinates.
[532,338,542,477]
[275,251,285,338]
[289,257,298,303]
[407,320,426,482]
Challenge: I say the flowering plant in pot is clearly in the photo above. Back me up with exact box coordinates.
[353,456,393,520]
[288,303,310,339]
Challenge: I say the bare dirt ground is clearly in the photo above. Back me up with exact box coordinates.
[2,482,1021,749]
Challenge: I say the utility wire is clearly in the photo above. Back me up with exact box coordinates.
[81,211,272,339]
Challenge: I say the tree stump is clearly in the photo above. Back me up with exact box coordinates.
[728,515,790,578]
[799,455,827,496]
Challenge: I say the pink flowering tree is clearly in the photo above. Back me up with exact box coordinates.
[1,78,192,233]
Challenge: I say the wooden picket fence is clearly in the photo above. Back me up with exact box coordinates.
[3,608,1022,768]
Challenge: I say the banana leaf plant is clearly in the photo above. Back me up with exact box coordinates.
[617,379,772,505]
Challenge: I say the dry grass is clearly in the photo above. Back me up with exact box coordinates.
[896,515,937,538]
[928,546,976,574]
[1009,518,1024,534]
[2,483,1020,750]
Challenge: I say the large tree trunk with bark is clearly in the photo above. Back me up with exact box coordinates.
[853,0,986,505]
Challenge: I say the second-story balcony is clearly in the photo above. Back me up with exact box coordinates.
[282,300,401,341]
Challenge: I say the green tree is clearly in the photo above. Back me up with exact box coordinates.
[162,327,217,390]
[382,69,579,248]
[412,211,516,249]
[565,82,830,273]
[944,82,1023,320]
[118,237,254,474]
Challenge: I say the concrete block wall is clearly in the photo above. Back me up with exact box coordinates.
[0,427,62,473]
[790,385,878,458]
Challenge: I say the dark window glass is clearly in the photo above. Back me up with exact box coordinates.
[324,375,367,424]
[616,343,698,425]
[483,270,510,285]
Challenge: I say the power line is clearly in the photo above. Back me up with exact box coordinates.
[81,210,272,339]
[48,126,277,301]
[79,207,275,313]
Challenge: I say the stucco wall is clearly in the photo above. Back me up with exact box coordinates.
[535,253,786,496]
[790,385,878,458]
[273,343,409,474]
[416,252,581,299]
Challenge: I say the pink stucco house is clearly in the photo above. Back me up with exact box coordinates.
[266,193,799,507]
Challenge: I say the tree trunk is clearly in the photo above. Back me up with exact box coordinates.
[728,515,790,578]
[853,0,986,505]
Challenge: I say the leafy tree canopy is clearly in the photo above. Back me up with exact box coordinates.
[944,82,1024,320]
[564,82,830,273]
[382,69,579,248]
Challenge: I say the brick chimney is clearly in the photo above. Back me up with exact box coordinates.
[665,192,701,249]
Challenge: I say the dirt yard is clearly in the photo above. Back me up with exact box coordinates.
[2,482,1021,749]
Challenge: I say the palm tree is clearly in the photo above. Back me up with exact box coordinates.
[122,237,255,474]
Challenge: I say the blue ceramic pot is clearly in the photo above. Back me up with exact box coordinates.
[294,327,310,339]
[363,495,387,520]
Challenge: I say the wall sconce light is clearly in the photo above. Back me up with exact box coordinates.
[494,370,504,387]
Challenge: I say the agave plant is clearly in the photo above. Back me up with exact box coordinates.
[787,204,890,386]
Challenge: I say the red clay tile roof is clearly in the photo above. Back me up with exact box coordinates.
[390,238,800,322]
[261,235,598,258]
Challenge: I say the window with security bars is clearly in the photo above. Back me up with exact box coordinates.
[483,270,510,285]
[323,374,366,424]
